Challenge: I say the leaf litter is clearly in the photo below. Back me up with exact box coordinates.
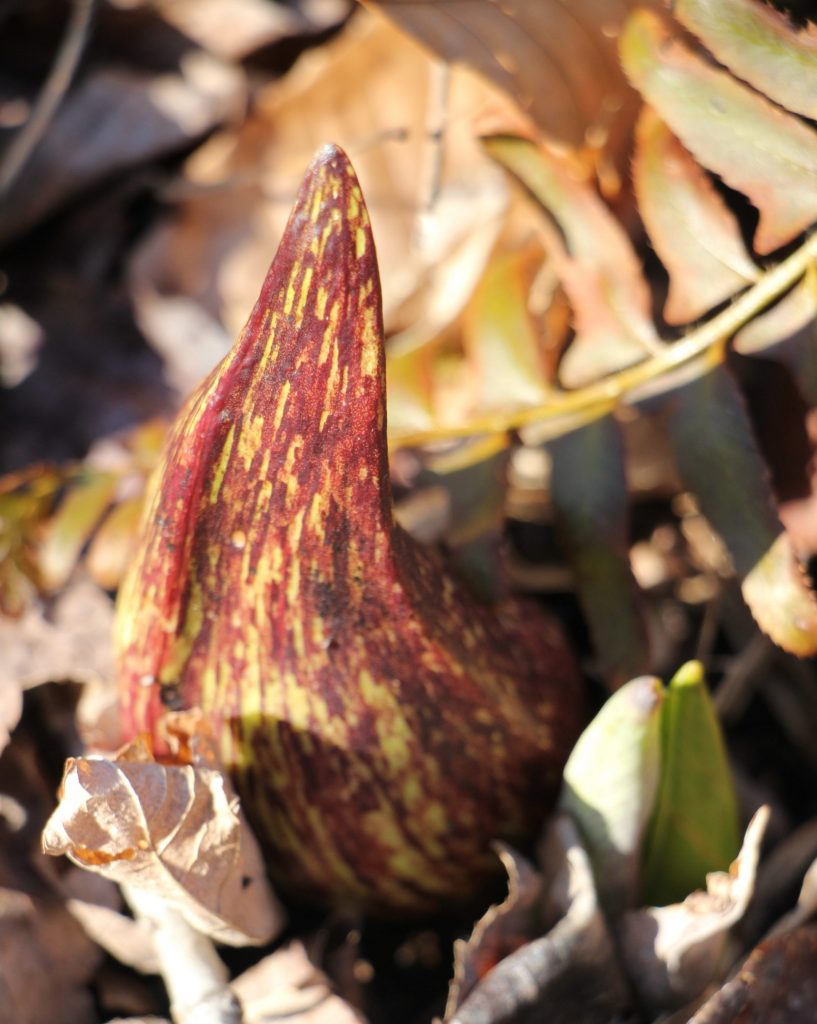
[2,0,817,1022]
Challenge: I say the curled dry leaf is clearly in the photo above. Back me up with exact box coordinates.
[145,0,351,61]
[0,887,102,1024]
[0,58,246,246]
[687,925,817,1024]
[618,806,769,1015]
[232,940,365,1024]
[446,816,629,1024]
[129,8,512,380]
[446,845,545,1017]
[41,748,285,947]
[368,0,639,156]
[0,576,115,691]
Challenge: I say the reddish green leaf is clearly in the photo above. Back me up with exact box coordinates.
[658,363,817,654]
[547,413,649,682]
[674,0,817,120]
[483,134,661,387]
[621,9,817,254]
[634,106,758,324]
[641,661,740,907]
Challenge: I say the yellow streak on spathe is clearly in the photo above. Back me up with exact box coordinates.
[237,413,264,471]
[359,309,379,378]
[355,227,366,259]
[295,265,314,321]
[315,286,329,321]
[271,378,291,434]
[209,422,235,503]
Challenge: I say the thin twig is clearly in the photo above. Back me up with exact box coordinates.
[0,0,95,200]
[388,232,817,449]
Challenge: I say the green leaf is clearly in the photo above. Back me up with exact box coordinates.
[37,471,119,592]
[657,364,817,654]
[482,133,661,387]
[621,9,817,254]
[547,413,649,682]
[462,249,552,413]
[561,674,664,916]
[419,436,510,601]
[641,660,740,907]
[674,0,817,120]
[634,106,759,324]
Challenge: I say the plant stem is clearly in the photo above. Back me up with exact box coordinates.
[388,232,817,449]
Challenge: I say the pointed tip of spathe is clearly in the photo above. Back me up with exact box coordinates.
[308,142,356,179]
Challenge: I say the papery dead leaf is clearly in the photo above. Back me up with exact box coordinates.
[634,107,759,324]
[687,925,817,1024]
[41,752,285,947]
[447,816,629,1024]
[129,9,512,375]
[621,9,817,255]
[369,0,638,154]
[232,940,365,1024]
[446,845,545,1017]
[67,898,160,975]
[148,0,350,60]
[0,887,101,1024]
[0,59,246,245]
[619,806,769,1014]
[0,576,115,690]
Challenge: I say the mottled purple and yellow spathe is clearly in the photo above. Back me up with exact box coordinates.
[116,145,583,914]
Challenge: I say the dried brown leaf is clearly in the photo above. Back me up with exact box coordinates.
[368,0,638,152]
[0,888,101,1024]
[446,816,629,1024]
[0,60,246,245]
[446,845,545,1017]
[688,925,817,1024]
[0,576,115,690]
[129,10,512,378]
[618,807,769,1014]
[41,749,285,947]
[232,940,365,1024]
[148,0,350,60]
